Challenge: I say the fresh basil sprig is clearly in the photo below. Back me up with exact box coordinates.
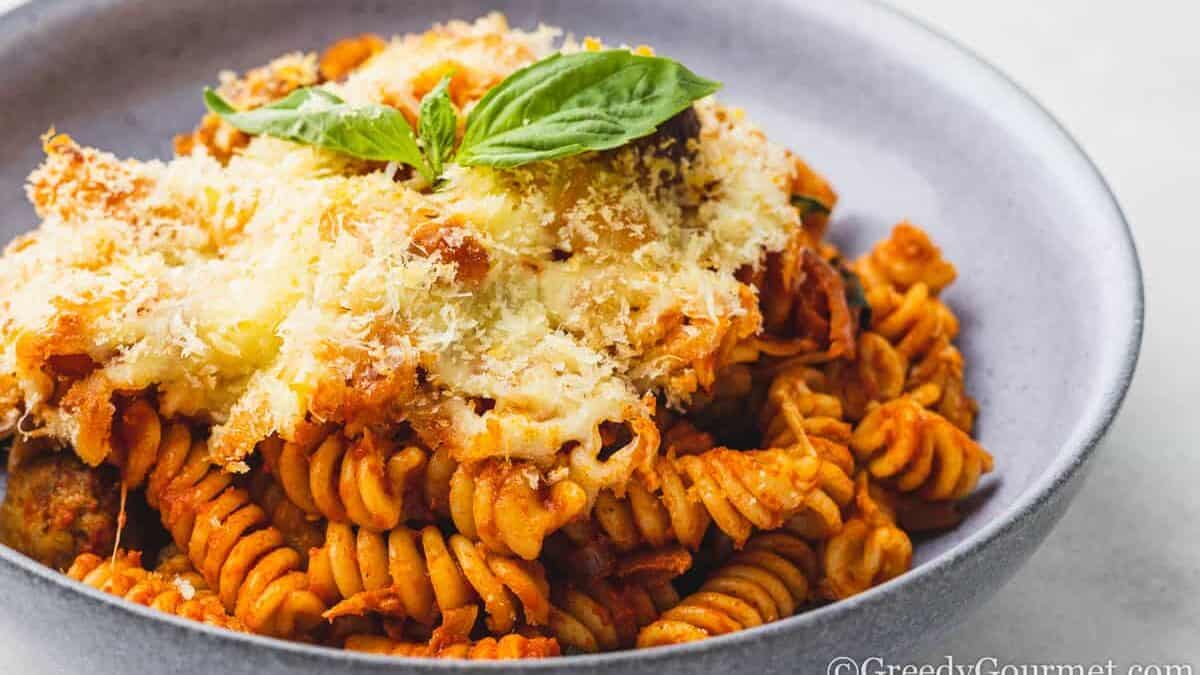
[204,87,435,182]
[204,49,720,182]
[456,50,720,167]
[417,76,457,184]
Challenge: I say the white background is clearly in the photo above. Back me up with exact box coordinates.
[0,0,1195,664]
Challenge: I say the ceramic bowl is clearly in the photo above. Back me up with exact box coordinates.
[0,0,1142,673]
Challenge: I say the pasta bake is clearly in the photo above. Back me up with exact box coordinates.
[0,13,993,659]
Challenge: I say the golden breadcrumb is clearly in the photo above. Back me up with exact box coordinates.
[0,14,800,499]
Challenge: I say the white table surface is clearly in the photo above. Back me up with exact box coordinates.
[0,0,1194,666]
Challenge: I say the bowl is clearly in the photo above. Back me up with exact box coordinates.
[0,0,1142,673]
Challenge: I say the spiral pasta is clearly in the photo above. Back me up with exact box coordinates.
[853,223,978,432]
[246,471,326,559]
[759,363,854,466]
[813,331,909,422]
[850,390,993,501]
[593,443,853,552]
[260,431,428,532]
[854,222,957,296]
[906,337,978,432]
[308,522,553,633]
[345,632,561,659]
[820,474,913,600]
[68,550,245,630]
[447,459,588,561]
[345,605,562,658]
[262,429,585,561]
[862,281,959,366]
[0,20,1007,661]
[549,578,680,652]
[636,531,819,647]
[115,400,327,637]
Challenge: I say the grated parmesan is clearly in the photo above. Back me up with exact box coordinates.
[0,14,803,481]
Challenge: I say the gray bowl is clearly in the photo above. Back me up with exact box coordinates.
[0,0,1142,673]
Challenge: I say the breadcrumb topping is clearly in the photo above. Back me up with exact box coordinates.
[0,14,802,477]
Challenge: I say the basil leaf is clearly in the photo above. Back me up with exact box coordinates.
[457,50,720,168]
[204,87,429,180]
[790,194,833,215]
[838,263,873,329]
[418,76,457,183]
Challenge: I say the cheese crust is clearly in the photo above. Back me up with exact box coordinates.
[0,14,801,496]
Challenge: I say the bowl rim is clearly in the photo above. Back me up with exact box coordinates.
[0,0,1144,669]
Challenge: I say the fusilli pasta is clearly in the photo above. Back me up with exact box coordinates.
[117,401,327,637]
[309,523,552,633]
[0,18,1002,662]
[345,632,561,659]
[636,532,819,647]
[820,475,913,600]
[345,606,562,659]
[591,444,852,552]
[851,390,993,501]
[549,578,680,652]
[68,550,245,631]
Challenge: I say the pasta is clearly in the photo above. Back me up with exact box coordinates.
[308,523,552,633]
[117,401,328,637]
[636,532,819,647]
[345,632,561,659]
[67,550,245,631]
[259,432,428,532]
[345,606,561,659]
[0,14,1000,661]
[852,224,979,431]
[820,475,913,600]
[262,431,585,560]
[811,332,908,423]
[590,443,852,553]
[549,578,680,652]
[759,363,856,470]
[446,459,588,561]
[245,471,326,558]
[851,389,993,500]
[855,223,958,296]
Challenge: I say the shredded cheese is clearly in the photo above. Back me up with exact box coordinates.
[0,14,802,483]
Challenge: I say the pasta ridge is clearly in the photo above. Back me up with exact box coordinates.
[548,578,680,653]
[593,442,854,552]
[115,400,327,637]
[820,474,913,600]
[636,531,818,647]
[345,605,562,659]
[850,390,994,501]
[67,550,245,631]
[309,522,554,634]
[261,431,587,561]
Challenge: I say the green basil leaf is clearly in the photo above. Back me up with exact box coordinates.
[418,76,457,183]
[457,50,720,168]
[837,263,872,329]
[790,194,833,215]
[204,87,430,180]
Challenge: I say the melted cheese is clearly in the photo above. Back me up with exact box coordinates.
[0,14,801,494]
